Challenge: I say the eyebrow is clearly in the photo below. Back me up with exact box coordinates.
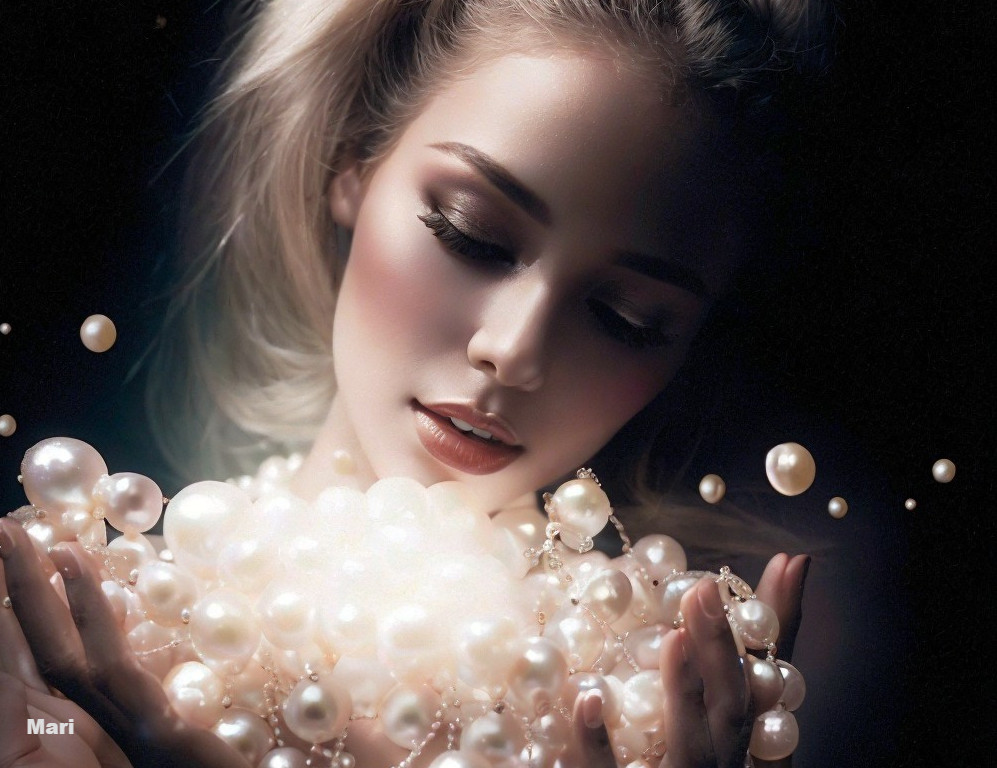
[430,142,551,224]
[615,251,709,299]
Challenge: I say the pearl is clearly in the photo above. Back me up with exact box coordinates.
[746,656,784,713]
[579,568,633,623]
[655,571,706,626]
[328,657,395,718]
[378,683,439,749]
[61,507,106,547]
[257,747,310,768]
[0,322,10,335]
[163,661,226,728]
[189,589,262,672]
[217,536,279,594]
[729,598,780,650]
[698,473,726,504]
[79,313,117,352]
[282,677,352,744]
[227,663,272,716]
[622,670,665,729]
[550,478,612,539]
[92,472,164,533]
[932,458,956,483]
[905,498,917,511]
[457,617,519,696]
[106,531,159,574]
[211,708,276,765]
[748,709,799,761]
[317,600,377,657]
[100,579,130,625]
[426,752,492,768]
[777,660,806,711]
[163,481,252,576]
[0,414,16,437]
[257,579,315,651]
[21,437,108,513]
[545,605,605,670]
[377,604,453,685]
[764,442,816,496]
[623,624,669,671]
[459,709,526,766]
[134,561,198,626]
[507,637,569,715]
[562,673,624,727]
[631,534,687,581]
[827,496,848,519]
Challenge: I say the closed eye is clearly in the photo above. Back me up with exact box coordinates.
[418,208,514,267]
[586,297,675,350]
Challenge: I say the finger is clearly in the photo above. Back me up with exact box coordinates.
[0,670,44,766]
[50,544,173,725]
[566,690,615,767]
[660,579,749,768]
[0,558,48,692]
[755,553,810,662]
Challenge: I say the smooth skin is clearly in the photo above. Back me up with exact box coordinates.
[1,517,808,767]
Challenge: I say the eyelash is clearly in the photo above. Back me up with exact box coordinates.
[418,207,673,351]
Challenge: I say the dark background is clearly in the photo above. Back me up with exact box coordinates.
[1,1,992,765]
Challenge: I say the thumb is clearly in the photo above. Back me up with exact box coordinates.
[0,671,42,767]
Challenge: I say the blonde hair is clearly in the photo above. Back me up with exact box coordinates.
[149,0,832,487]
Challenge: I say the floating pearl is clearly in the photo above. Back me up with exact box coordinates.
[189,589,261,672]
[0,414,16,437]
[507,636,569,715]
[746,656,785,713]
[777,660,806,711]
[622,670,665,729]
[257,747,310,768]
[79,313,117,352]
[905,498,917,511]
[163,481,252,576]
[282,676,351,744]
[549,478,612,539]
[163,661,226,728]
[827,496,848,519]
[92,472,164,533]
[729,598,780,650]
[580,568,633,623]
[932,458,956,483]
[698,473,726,504]
[749,709,799,761]
[378,683,439,750]
[426,752,492,768]
[764,442,816,496]
[211,708,276,766]
[134,561,198,626]
[21,437,108,513]
[460,709,526,765]
[0,322,10,335]
[631,534,687,581]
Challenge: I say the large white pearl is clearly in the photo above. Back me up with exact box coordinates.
[163,661,226,728]
[746,656,785,713]
[163,481,252,576]
[378,604,452,684]
[729,598,780,650]
[217,536,278,594]
[457,617,519,696]
[282,677,352,744]
[507,637,569,715]
[580,568,633,623]
[631,535,687,581]
[211,708,276,766]
[0,414,16,437]
[764,442,816,496]
[135,561,198,626]
[257,747,310,768]
[189,588,261,672]
[318,600,377,657]
[459,709,526,766]
[61,507,106,547]
[621,670,664,729]
[426,754,492,768]
[698,474,726,504]
[655,571,705,625]
[257,579,315,651]
[932,458,956,483]
[550,478,612,539]
[777,660,806,711]
[623,624,669,671]
[106,531,158,575]
[0,322,9,335]
[748,708,799,761]
[127,620,178,678]
[92,472,163,533]
[21,437,108,513]
[378,683,439,750]
[328,657,395,718]
[827,496,848,519]
[79,314,117,352]
[545,605,604,670]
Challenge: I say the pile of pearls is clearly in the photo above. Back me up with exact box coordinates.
[16,438,805,767]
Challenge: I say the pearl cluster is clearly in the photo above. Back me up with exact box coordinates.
[16,438,804,767]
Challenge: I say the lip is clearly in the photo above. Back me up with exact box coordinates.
[412,400,523,475]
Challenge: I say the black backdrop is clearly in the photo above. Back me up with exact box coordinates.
[1,1,992,765]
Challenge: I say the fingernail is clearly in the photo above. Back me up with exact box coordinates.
[584,690,604,729]
[698,580,723,619]
[50,545,81,580]
[0,520,15,559]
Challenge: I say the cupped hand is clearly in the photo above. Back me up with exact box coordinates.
[0,517,249,768]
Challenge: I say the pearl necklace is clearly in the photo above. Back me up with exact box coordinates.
[14,437,804,767]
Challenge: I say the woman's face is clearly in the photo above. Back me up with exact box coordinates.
[324,51,739,507]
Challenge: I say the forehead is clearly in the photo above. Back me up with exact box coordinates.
[383,53,743,292]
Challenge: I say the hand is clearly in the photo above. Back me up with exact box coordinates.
[0,517,249,768]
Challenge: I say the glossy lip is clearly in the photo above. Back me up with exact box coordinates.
[412,400,523,475]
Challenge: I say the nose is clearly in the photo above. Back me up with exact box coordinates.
[466,279,551,391]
